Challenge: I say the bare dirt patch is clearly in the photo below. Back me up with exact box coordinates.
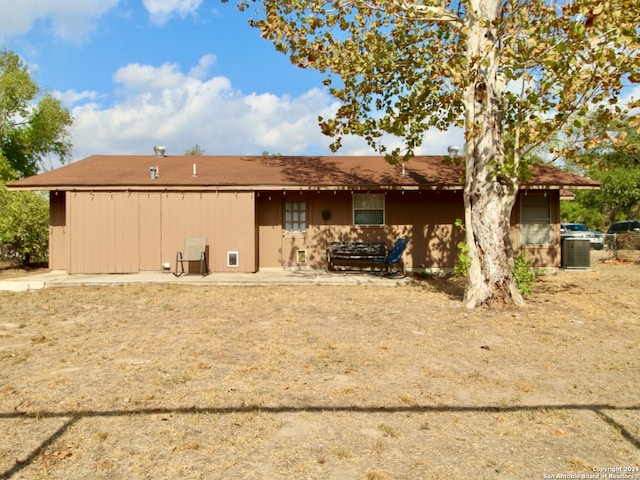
[0,261,48,280]
[1,252,638,479]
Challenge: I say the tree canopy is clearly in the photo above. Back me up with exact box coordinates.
[230,0,638,161]
[185,144,206,155]
[227,0,639,307]
[0,151,49,264]
[562,119,640,228]
[0,50,73,178]
[0,50,73,265]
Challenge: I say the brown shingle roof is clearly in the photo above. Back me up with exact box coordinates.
[8,155,600,191]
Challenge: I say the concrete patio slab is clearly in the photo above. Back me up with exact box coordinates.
[0,268,412,291]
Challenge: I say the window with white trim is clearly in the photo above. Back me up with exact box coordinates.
[285,201,306,232]
[520,193,551,245]
[353,193,385,226]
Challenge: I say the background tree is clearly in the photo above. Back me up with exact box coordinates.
[0,50,73,264]
[0,152,49,264]
[184,144,205,155]
[561,119,640,229]
[227,0,639,307]
[0,50,73,178]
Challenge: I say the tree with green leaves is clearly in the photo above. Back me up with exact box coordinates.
[185,144,206,155]
[0,50,73,178]
[1,50,73,264]
[562,119,640,228]
[0,152,49,264]
[226,0,639,307]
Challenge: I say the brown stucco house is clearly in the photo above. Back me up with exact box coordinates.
[8,154,599,274]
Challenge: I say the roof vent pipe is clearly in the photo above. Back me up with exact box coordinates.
[149,166,157,180]
[153,145,166,157]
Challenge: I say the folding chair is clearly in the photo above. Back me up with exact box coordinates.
[385,238,409,275]
[174,237,208,276]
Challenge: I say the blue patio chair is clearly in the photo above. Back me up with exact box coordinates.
[385,238,409,275]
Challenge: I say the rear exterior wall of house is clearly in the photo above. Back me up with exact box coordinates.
[48,188,560,274]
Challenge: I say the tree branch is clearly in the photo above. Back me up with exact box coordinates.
[397,1,464,24]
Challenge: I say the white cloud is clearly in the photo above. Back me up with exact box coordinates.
[0,0,120,43]
[0,0,205,42]
[113,62,189,91]
[142,0,202,25]
[57,89,101,106]
[64,57,463,162]
[188,54,216,80]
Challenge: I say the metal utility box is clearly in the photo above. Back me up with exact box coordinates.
[561,238,591,269]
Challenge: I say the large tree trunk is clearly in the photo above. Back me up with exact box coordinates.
[463,0,523,308]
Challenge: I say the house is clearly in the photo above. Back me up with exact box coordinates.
[7,153,599,274]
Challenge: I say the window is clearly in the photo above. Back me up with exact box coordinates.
[520,193,551,245]
[285,201,306,232]
[353,193,385,226]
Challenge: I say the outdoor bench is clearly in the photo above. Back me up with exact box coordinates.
[326,242,387,272]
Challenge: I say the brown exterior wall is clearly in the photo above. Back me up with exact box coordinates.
[68,192,139,273]
[60,190,255,274]
[49,187,560,274]
[254,189,560,272]
[255,190,466,271]
[160,191,256,273]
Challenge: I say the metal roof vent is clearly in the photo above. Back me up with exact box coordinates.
[153,145,166,157]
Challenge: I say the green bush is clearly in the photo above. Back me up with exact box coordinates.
[0,183,49,265]
[454,240,471,276]
[513,252,540,296]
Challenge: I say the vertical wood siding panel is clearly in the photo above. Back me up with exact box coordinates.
[68,192,140,273]
[70,192,104,273]
[49,191,68,271]
[211,192,255,272]
[115,192,139,273]
[139,193,162,271]
[257,196,282,268]
[160,193,182,269]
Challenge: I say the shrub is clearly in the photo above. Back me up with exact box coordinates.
[614,233,640,250]
[0,184,49,265]
[513,253,540,296]
[454,241,471,276]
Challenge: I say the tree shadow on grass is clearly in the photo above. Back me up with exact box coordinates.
[411,274,466,300]
[1,402,639,479]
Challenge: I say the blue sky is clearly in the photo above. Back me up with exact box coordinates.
[1,0,463,167]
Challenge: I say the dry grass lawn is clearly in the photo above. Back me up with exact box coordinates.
[1,252,639,479]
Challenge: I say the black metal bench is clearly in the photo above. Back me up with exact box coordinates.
[326,242,387,272]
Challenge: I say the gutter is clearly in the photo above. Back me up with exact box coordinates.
[7,184,467,192]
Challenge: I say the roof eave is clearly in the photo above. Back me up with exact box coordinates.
[7,183,466,192]
[8,183,596,192]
